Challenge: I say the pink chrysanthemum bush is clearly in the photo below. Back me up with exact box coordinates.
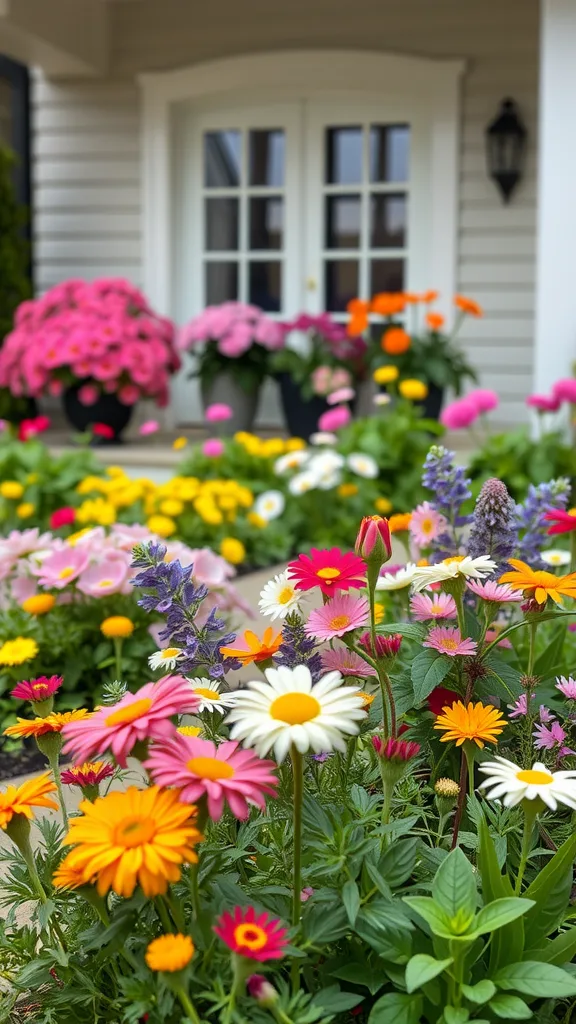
[4,448,576,1022]
[0,277,181,407]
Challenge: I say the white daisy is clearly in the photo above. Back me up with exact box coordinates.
[275,451,309,474]
[478,755,576,811]
[376,563,419,592]
[259,571,303,620]
[188,677,237,714]
[410,555,498,593]
[288,470,319,495]
[308,451,345,474]
[254,490,285,522]
[309,432,339,446]
[373,394,391,407]
[225,664,367,762]
[148,647,184,671]
[347,452,379,479]
[541,549,571,567]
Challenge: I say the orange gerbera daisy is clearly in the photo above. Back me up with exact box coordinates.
[4,708,90,740]
[426,312,445,331]
[52,855,89,891]
[421,290,439,304]
[346,298,369,336]
[388,512,413,534]
[499,558,576,606]
[434,701,505,749]
[220,627,282,666]
[0,772,58,829]
[381,327,411,355]
[454,294,483,317]
[371,292,406,317]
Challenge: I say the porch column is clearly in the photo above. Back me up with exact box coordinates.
[534,0,576,392]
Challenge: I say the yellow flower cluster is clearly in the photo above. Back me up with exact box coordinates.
[234,432,305,458]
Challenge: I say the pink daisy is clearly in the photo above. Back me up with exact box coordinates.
[410,592,457,622]
[556,676,576,700]
[35,547,90,589]
[11,675,62,703]
[144,735,278,821]
[287,548,366,596]
[214,906,288,962]
[466,580,523,603]
[409,502,448,548]
[62,675,200,767]
[305,593,370,641]
[321,646,377,678]
[533,720,569,751]
[423,626,477,658]
[76,559,128,597]
[508,693,534,718]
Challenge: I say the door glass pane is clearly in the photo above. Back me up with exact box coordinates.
[249,197,284,250]
[370,258,405,295]
[326,127,363,184]
[205,198,239,251]
[325,260,359,312]
[325,195,361,249]
[249,261,282,311]
[205,262,239,303]
[370,125,410,182]
[370,194,407,248]
[249,130,285,186]
[204,130,242,187]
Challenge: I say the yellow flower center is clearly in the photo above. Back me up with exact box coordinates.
[440,638,458,650]
[58,567,76,579]
[516,769,553,785]
[233,923,268,951]
[98,579,114,588]
[270,692,321,725]
[329,614,351,631]
[278,587,295,604]
[193,687,220,701]
[569,509,576,517]
[431,603,443,613]
[187,756,234,781]
[317,567,341,580]
[444,556,465,565]
[422,518,434,534]
[105,698,153,727]
[114,814,156,848]
[162,647,181,659]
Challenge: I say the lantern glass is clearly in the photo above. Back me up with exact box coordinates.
[486,98,527,202]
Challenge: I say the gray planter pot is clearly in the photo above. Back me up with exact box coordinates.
[201,374,260,435]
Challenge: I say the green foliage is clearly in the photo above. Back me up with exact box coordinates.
[0,145,32,423]
[469,427,576,501]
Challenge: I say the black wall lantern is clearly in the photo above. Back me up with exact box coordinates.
[485,98,527,203]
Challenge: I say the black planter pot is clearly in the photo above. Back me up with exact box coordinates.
[63,385,133,444]
[277,373,331,440]
[420,383,445,420]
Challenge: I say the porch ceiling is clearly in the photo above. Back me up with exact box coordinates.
[0,0,107,75]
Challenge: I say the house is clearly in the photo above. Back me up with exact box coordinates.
[0,0,571,430]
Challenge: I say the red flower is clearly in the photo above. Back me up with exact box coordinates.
[93,423,115,439]
[287,548,366,596]
[359,632,402,659]
[61,760,115,788]
[18,415,51,441]
[214,906,288,961]
[50,507,76,529]
[11,675,62,703]
[544,509,576,535]
[372,735,420,762]
[427,686,459,716]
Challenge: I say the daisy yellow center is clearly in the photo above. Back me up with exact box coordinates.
[317,567,341,580]
[516,769,553,785]
[270,692,321,725]
[162,647,181,659]
[444,556,465,565]
[330,614,351,630]
[569,509,576,517]
[58,566,75,579]
[264,500,275,510]
[114,814,156,848]
[422,518,434,535]
[32,682,46,691]
[194,687,220,700]
[278,586,295,604]
[440,639,458,651]
[187,756,234,781]
[98,579,114,588]
[430,603,443,613]
[105,698,153,727]
[548,554,564,564]
[234,923,268,951]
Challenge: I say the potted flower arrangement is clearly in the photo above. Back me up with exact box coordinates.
[0,277,180,442]
[347,291,478,418]
[270,313,367,439]
[179,302,285,435]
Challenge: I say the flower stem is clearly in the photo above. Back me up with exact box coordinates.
[154,896,173,933]
[464,743,475,801]
[176,987,201,1024]
[48,752,68,832]
[527,621,538,676]
[515,802,538,894]
[290,746,304,995]
[113,637,123,680]
[454,591,467,640]
[451,750,468,850]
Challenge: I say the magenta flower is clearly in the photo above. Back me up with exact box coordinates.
[533,720,568,751]
[305,593,369,641]
[202,438,225,457]
[373,735,420,762]
[556,676,576,700]
[35,547,90,589]
[409,502,448,548]
[468,388,499,414]
[423,626,477,657]
[508,693,534,719]
[205,403,233,423]
[410,592,457,622]
[139,419,160,436]
[440,398,479,430]
[77,383,99,406]
[553,378,576,404]
[321,646,377,677]
[317,406,351,432]
[145,735,278,820]
[527,394,560,413]
[467,579,523,603]
[359,632,402,658]
[327,386,355,405]
[62,675,200,768]
[11,675,63,703]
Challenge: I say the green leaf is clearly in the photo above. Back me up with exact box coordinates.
[474,898,534,935]
[522,832,576,946]
[534,619,566,678]
[311,985,363,1014]
[302,903,349,944]
[411,649,452,702]
[330,961,388,995]
[526,925,576,965]
[444,1009,469,1024]
[342,879,360,925]
[403,896,455,939]
[379,837,419,888]
[378,622,427,642]
[405,954,453,994]
[489,994,533,1019]
[477,816,523,971]
[461,980,496,1004]
[369,992,423,1024]
[432,847,477,920]
[495,960,576,997]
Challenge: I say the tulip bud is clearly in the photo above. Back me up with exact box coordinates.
[355,516,392,570]
[247,974,279,1007]
[359,631,402,660]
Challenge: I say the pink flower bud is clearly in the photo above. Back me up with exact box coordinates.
[359,631,402,659]
[372,735,421,762]
[247,975,279,1007]
[355,515,392,568]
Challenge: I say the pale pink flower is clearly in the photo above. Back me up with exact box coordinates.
[305,593,369,641]
[311,365,332,396]
[440,398,478,430]
[327,387,355,405]
[62,675,200,768]
[423,626,477,657]
[321,646,377,677]
[76,559,128,597]
[410,592,457,621]
[34,547,90,589]
[77,383,99,406]
[508,693,534,718]
[317,406,351,432]
[533,720,568,751]
[556,676,576,700]
[330,368,352,390]
[205,403,233,422]
[484,629,512,649]
[144,735,278,820]
[539,705,555,724]
[300,887,314,902]
[139,419,160,436]
[203,438,225,457]
[409,502,448,548]
[467,580,523,603]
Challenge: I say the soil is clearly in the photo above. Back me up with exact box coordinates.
[0,743,69,781]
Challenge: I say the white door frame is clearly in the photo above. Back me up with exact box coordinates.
[139,49,465,425]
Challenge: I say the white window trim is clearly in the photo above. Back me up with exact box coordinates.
[139,50,465,422]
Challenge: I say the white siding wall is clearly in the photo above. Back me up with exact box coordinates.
[32,0,539,426]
